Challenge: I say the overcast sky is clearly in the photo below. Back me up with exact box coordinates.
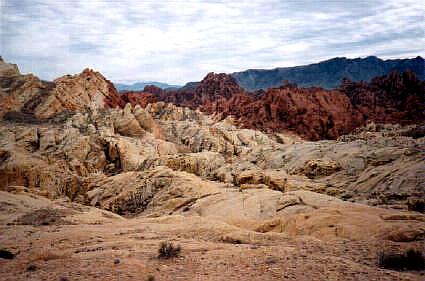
[1,0,424,84]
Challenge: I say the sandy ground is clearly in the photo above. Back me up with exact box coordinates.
[1,214,424,281]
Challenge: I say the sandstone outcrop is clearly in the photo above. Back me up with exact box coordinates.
[86,166,224,216]
[113,103,145,137]
[34,68,124,118]
[0,59,124,120]
[0,57,20,77]
[1,96,423,209]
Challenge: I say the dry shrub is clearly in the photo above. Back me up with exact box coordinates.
[29,249,68,263]
[158,241,181,259]
[16,208,70,226]
[146,275,155,281]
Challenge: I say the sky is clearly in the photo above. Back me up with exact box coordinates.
[1,0,424,85]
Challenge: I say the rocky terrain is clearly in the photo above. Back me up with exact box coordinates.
[0,58,424,280]
[119,69,424,141]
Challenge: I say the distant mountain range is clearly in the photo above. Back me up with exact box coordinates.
[114,56,424,93]
[115,81,181,92]
[231,56,424,91]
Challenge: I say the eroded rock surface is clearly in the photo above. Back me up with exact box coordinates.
[0,59,124,120]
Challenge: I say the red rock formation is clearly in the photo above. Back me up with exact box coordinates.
[139,70,423,140]
[104,78,126,109]
[119,72,365,140]
[340,70,425,125]
[187,70,423,140]
[194,72,245,103]
[143,85,164,95]
[167,73,364,139]
[121,91,158,108]
[146,72,246,110]
[233,87,363,140]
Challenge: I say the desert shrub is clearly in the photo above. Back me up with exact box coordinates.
[16,208,69,226]
[26,264,37,272]
[378,249,425,271]
[158,241,181,259]
[146,275,155,281]
[29,250,67,262]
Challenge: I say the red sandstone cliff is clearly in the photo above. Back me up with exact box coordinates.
[121,91,158,108]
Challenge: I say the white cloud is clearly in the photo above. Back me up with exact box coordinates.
[1,0,424,84]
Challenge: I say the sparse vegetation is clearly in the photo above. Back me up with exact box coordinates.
[26,264,37,272]
[378,248,425,271]
[29,250,67,262]
[146,275,155,281]
[158,241,181,259]
[16,208,69,226]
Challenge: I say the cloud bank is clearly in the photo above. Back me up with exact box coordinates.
[1,0,424,84]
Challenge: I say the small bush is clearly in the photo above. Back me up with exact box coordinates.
[26,264,37,272]
[30,250,67,262]
[16,208,68,226]
[146,275,155,281]
[158,241,181,259]
[378,249,425,271]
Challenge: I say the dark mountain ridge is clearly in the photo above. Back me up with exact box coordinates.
[231,56,424,91]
